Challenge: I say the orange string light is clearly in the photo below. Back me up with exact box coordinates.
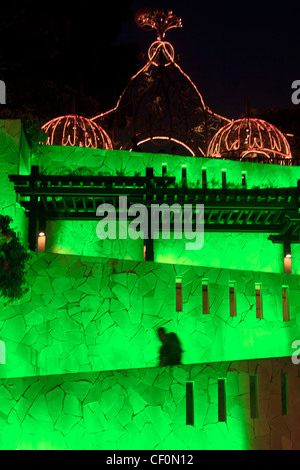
[41,115,113,150]
[208,118,292,160]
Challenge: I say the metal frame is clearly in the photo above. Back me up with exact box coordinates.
[9,166,300,253]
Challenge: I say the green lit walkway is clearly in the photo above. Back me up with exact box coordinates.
[0,356,297,450]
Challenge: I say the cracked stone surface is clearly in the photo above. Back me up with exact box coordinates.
[0,358,298,450]
[28,138,300,273]
[0,120,29,245]
[0,251,300,378]
[2,120,300,450]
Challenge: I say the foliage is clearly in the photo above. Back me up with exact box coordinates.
[21,113,48,151]
[41,166,112,177]
[0,215,30,301]
[0,108,47,152]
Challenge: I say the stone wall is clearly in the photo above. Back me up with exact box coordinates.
[32,140,300,273]
[1,121,298,271]
[45,220,285,274]
[45,219,144,261]
[33,144,300,189]
[1,121,300,450]
[0,356,298,450]
[0,120,29,245]
[0,251,299,379]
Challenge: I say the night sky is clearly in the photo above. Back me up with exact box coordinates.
[116,0,300,119]
[0,0,299,124]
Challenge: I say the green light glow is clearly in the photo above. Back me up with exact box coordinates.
[0,362,257,450]
[1,121,300,450]
[0,251,298,381]
[46,220,143,261]
[32,143,300,189]
[154,232,284,273]
[0,120,29,245]
[47,223,284,273]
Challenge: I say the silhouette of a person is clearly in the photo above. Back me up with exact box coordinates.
[158,327,182,367]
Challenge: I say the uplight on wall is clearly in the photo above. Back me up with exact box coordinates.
[37,231,46,252]
[242,171,247,187]
[229,281,237,317]
[255,283,263,319]
[284,241,291,274]
[176,277,183,312]
[284,241,291,258]
[202,279,209,315]
[181,165,187,186]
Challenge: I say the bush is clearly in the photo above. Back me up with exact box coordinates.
[0,215,30,301]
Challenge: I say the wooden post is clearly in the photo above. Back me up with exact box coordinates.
[28,166,39,251]
[28,196,38,251]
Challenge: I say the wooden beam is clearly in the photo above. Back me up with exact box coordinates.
[28,195,38,251]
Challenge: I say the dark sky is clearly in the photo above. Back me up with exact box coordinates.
[116,0,300,119]
[1,0,299,124]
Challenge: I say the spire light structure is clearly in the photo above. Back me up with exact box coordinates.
[134,7,182,41]
[93,8,229,156]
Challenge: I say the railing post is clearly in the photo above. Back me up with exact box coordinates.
[28,166,39,251]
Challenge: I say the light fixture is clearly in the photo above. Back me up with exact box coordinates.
[284,241,291,258]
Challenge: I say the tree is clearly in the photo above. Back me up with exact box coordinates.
[0,216,30,301]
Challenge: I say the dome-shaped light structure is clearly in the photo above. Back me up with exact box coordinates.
[92,8,229,156]
[207,118,292,161]
[41,115,113,150]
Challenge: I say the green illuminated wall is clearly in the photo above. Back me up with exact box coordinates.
[0,251,299,379]
[290,244,300,275]
[32,140,299,273]
[2,120,300,451]
[45,219,144,261]
[154,231,284,273]
[46,221,285,274]
[0,120,29,245]
[33,143,300,189]
[2,121,298,380]
[0,357,298,450]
